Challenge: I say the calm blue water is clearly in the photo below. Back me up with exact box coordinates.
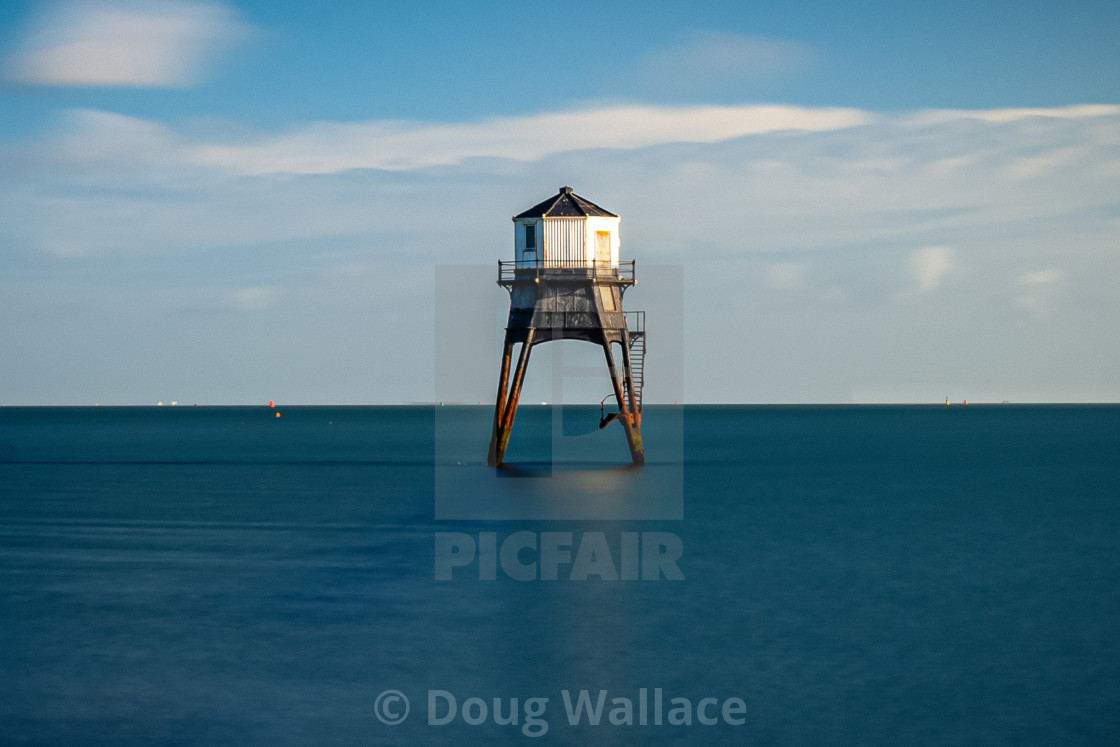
[1,405,1118,744]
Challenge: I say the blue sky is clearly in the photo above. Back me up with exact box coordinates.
[1,0,1118,404]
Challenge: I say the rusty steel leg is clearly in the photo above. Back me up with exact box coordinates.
[486,335,515,466]
[488,329,535,467]
[602,340,645,466]
[497,331,535,461]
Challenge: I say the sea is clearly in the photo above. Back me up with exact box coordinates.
[1,404,1118,745]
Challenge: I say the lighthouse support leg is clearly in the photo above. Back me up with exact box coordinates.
[487,329,535,466]
[486,336,514,466]
[602,340,645,466]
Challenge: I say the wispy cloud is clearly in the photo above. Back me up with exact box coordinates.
[174,103,1120,179]
[4,0,252,88]
[36,102,1120,183]
[189,104,872,175]
[626,30,816,99]
[766,262,809,290]
[903,104,1120,126]
[1019,269,1061,285]
[907,246,957,295]
[5,102,1116,265]
[1015,268,1063,317]
[52,109,185,166]
[228,286,279,311]
[3,101,1119,404]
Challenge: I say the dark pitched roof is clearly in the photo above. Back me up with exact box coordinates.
[514,186,618,219]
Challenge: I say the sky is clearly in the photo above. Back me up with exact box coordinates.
[1,0,1118,405]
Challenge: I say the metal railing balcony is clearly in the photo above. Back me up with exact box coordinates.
[624,310,645,337]
[498,259,635,285]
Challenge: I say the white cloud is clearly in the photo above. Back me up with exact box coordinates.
[1,101,1114,269]
[3,101,1119,404]
[189,104,872,175]
[1019,269,1062,285]
[902,104,1120,127]
[766,262,808,290]
[1012,268,1061,318]
[907,246,957,295]
[4,0,251,88]
[228,286,279,311]
[53,109,185,165]
[35,102,1120,187]
[164,102,1120,187]
[1015,268,1063,317]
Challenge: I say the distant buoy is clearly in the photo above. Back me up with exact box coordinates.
[963,399,968,405]
[275,412,281,418]
[269,400,275,408]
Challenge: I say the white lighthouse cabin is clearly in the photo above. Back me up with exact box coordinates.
[512,186,620,270]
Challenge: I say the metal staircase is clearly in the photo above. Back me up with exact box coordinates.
[626,311,645,412]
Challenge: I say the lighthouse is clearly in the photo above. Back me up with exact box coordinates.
[487,187,646,467]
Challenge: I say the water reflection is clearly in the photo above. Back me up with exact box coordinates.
[434,406,683,520]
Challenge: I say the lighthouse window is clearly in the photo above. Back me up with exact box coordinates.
[524,224,536,249]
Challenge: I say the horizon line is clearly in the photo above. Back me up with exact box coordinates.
[2,401,1118,408]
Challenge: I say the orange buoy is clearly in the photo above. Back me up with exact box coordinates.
[275,412,281,418]
[269,400,275,408]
